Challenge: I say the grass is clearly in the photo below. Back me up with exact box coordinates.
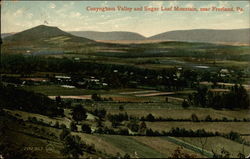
[6,109,72,128]
[131,136,204,158]
[2,129,63,158]
[162,136,213,158]
[71,133,124,156]
[177,137,250,158]
[98,135,166,158]
[108,107,250,120]
[22,85,143,96]
[146,122,250,134]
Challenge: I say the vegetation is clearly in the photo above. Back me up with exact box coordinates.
[1,38,250,158]
[0,84,64,117]
[190,85,250,109]
[71,105,87,123]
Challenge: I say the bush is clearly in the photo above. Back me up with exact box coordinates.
[60,124,67,129]
[118,128,129,135]
[127,119,139,132]
[146,113,155,122]
[71,105,87,123]
[81,124,91,134]
[182,100,190,108]
[205,115,212,122]
[60,128,70,141]
[70,122,77,132]
[226,131,243,143]
[191,113,199,122]
[54,121,59,128]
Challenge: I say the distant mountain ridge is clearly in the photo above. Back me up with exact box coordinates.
[148,28,250,44]
[69,31,146,41]
[2,26,250,44]
[1,33,15,39]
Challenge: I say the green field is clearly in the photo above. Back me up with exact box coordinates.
[177,137,250,158]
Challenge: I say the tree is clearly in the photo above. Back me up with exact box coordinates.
[119,105,124,111]
[91,93,102,101]
[139,121,147,135]
[123,153,131,159]
[55,96,62,104]
[205,115,212,122]
[182,100,190,108]
[70,121,77,132]
[146,113,155,122]
[191,113,199,122]
[127,119,139,132]
[93,108,106,120]
[212,148,230,158]
[118,128,129,135]
[165,97,169,102]
[71,105,87,124]
[146,128,154,136]
[60,123,67,129]
[60,135,85,159]
[81,124,91,134]
[170,147,196,158]
[60,128,70,141]
[54,121,59,128]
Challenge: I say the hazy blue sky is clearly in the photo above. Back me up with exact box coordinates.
[1,1,249,37]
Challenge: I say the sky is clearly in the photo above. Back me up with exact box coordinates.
[1,1,250,37]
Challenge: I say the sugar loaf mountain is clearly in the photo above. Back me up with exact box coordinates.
[1,25,95,55]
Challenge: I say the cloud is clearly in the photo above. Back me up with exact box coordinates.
[26,13,33,19]
[98,16,133,25]
[49,3,56,9]
[101,1,108,7]
[168,1,179,7]
[148,1,164,8]
[146,1,165,15]
[218,1,229,7]
[185,3,194,8]
[13,8,25,16]
[70,11,81,18]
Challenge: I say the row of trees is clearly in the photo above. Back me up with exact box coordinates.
[140,113,250,122]
[190,85,250,109]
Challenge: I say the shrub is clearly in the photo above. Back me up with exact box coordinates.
[60,124,67,129]
[191,113,199,122]
[60,128,70,141]
[70,122,77,132]
[205,115,212,121]
[81,124,91,134]
[146,113,155,122]
[118,128,129,135]
[54,121,59,128]
[182,100,190,108]
[127,119,139,132]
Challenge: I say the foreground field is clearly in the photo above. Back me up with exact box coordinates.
[177,137,250,158]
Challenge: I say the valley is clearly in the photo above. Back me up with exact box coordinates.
[1,25,250,158]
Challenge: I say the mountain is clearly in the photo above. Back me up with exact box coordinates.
[1,33,15,39]
[148,28,250,44]
[4,25,93,43]
[2,25,96,55]
[69,31,146,41]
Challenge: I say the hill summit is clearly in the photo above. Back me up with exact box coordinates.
[4,25,92,42]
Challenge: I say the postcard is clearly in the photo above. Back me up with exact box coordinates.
[1,0,250,158]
